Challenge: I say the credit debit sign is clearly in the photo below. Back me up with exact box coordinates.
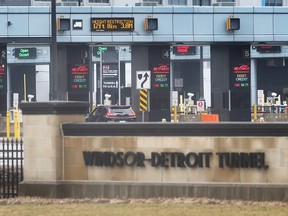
[70,65,89,91]
[152,64,170,89]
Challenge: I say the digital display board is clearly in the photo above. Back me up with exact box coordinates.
[152,64,170,89]
[256,46,281,53]
[173,46,196,55]
[0,65,6,92]
[93,46,117,58]
[70,65,89,91]
[93,46,108,57]
[231,64,250,88]
[91,18,134,32]
[14,48,37,59]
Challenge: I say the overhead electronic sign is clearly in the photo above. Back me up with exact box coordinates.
[173,46,196,55]
[256,46,281,53]
[91,17,134,32]
[14,48,37,59]
[93,46,108,57]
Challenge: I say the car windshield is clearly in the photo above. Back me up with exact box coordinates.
[109,107,133,114]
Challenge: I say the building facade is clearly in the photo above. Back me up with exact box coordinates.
[28,0,288,6]
[1,2,288,122]
[0,0,287,6]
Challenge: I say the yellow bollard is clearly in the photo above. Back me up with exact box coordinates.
[17,110,21,138]
[173,106,177,123]
[14,109,20,140]
[253,104,257,122]
[6,110,10,138]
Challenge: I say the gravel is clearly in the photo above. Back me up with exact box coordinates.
[0,197,287,206]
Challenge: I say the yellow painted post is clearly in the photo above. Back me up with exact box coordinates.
[24,74,27,102]
[17,109,21,139]
[173,106,177,123]
[6,110,10,138]
[14,109,20,140]
[253,104,257,122]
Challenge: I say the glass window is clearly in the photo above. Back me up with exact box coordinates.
[168,0,187,5]
[193,0,211,6]
[216,0,235,2]
[89,0,109,3]
[34,0,83,2]
[143,0,163,4]
[265,0,282,6]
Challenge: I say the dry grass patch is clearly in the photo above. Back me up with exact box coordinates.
[0,197,287,216]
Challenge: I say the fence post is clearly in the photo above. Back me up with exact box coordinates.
[0,138,24,198]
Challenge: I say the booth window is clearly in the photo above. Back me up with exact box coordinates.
[265,0,282,6]
[168,0,187,5]
[89,0,109,3]
[193,0,211,5]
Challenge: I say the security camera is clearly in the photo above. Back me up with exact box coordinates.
[27,94,34,102]
[104,94,111,105]
[104,94,111,99]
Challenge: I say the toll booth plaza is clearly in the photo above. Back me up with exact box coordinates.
[1,6,288,122]
[1,5,288,202]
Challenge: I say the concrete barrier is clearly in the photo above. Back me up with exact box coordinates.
[17,101,288,201]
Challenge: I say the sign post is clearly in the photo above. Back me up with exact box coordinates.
[137,71,151,122]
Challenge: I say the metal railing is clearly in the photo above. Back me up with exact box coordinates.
[0,138,23,198]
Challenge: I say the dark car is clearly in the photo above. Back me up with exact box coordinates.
[85,105,136,122]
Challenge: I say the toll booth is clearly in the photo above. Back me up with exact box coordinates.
[211,45,251,121]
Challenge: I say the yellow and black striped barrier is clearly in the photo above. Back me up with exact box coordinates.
[139,89,148,111]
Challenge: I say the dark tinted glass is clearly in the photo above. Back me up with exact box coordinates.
[109,107,133,114]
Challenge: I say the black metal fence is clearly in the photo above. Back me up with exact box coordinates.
[0,138,23,198]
